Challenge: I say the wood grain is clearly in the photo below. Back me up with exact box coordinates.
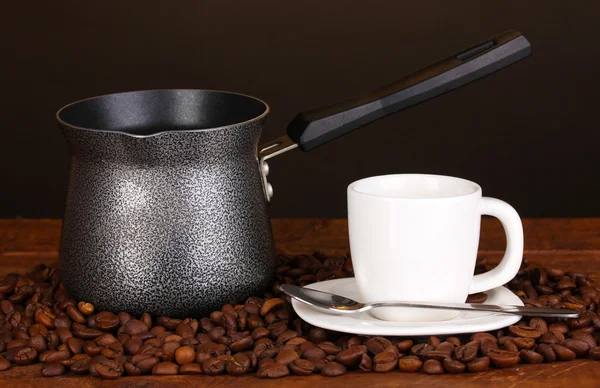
[0,218,599,387]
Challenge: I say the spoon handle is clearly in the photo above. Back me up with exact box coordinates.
[368,301,580,318]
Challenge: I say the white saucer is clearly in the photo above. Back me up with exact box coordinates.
[292,278,524,336]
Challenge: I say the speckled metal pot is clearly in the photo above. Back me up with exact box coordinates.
[57,90,276,317]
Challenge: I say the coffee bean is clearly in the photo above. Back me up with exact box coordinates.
[179,362,202,375]
[423,359,444,375]
[7,339,28,350]
[275,348,299,365]
[396,339,413,353]
[174,345,195,365]
[366,337,392,355]
[41,362,66,377]
[100,341,123,360]
[46,348,71,362]
[71,355,92,374]
[590,347,600,360]
[66,305,86,324]
[443,358,466,374]
[446,337,462,347]
[335,344,366,367]
[471,333,497,343]
[563,338,590,357]
[508,325,543,339]
[83,340,102,356]
[519,349,544,364]
[503,340,519,353]
[467,357,490,373]
[152,361,179,375]
[317,341,341,355]
[227,352,251,375]
[287,358,314,375]
[480,338,499,355]
[29,323,49,336]
[308,328,328,344]
[373,351,397,372]
[551,344,576,361]
[136,356,160,374]
[398,355,422,372]
[125,320,147,336]
[13,346,37,365]
[487,349,520,368]
[321,361,346,377]
[159,341,180,362]
[529,318,548,335]
[571,333,597,350]
[66,337,84,354]
[466,292,488,303]
[27,333,47,353]
[77,302,94,316]
[95,312,119,331]
[97,333,118,347]
[513,337,536,350]
[123,361,141,376]
[95,358,124,379]
[257,361,289,378]
[536,343,556,362]
[302,345,326,359]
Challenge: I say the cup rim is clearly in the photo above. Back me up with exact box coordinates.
[348,174,482,200]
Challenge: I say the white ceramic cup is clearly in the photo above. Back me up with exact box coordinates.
[347,174,524,322]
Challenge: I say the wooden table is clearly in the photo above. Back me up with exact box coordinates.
[0,218,599,387]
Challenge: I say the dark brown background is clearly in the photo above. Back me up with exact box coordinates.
[1,1,599,218]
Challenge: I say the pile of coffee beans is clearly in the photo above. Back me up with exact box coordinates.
[0,253,598,379]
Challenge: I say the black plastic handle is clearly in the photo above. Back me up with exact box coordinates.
[287,30,531,152]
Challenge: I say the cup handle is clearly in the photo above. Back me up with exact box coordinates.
[469,197,524,294]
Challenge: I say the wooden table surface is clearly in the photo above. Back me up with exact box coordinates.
[0,218,599,387]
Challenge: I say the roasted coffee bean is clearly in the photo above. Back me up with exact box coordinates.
[124,336,143,355]
[66,337,84,354]
[83,341,102,356]
[175,345,195,365]
[71,355,92,374]
[443,358,466,374]
[423,359,444,375]
[398,355,422,372]
[257,361,289,378]
[123,361,141,376]
[275,348,299,365]
[529,318,548,335]
[446,337,462,347]
[125,320,147,336]
[227,352,251,375]
[466,292,488,303]
[46,349,71,363]
[28,333,47,353]
[519,349,544,364]
[427,336,441,347]
[513,337,536,350]
[396,339,413,353]
[467,357,490,373]
[571,333,597,350]
[336,344,366,367]
[487,349,520,368]
[179,362,202,375]
[95,358,123,379]
[356,353,371,372]
[302,344,326,360]
[7,339,28,349]
[508,325,543,339]
[317,341,341,355]
[41,362,66,377]
[136,356,160,374]
[287,358,314,375]
[503,340,519,353]
[321,361,346,377]
[152,361,179,375]
[75,328,103,340]
[96,333,118,347]
[29,323,49,336]
[201,357,227,376]
[366,337,392,355]
[95,312,119,331]
[102,340,124,359]
[308,328,328,344]
[13,346,37,365]
[480,338,499,355]
[551,344,577,361]
[276,330,298,345]
[66,305,86,324]
[373,351,397,373]
[536,343,556,363]
[77,302,94,316]
[590,347,600,360]
[563,338,590,357]
[159,341,180,362]
[471,333,497,343]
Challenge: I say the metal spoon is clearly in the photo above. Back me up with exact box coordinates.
[280,284,580,318]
